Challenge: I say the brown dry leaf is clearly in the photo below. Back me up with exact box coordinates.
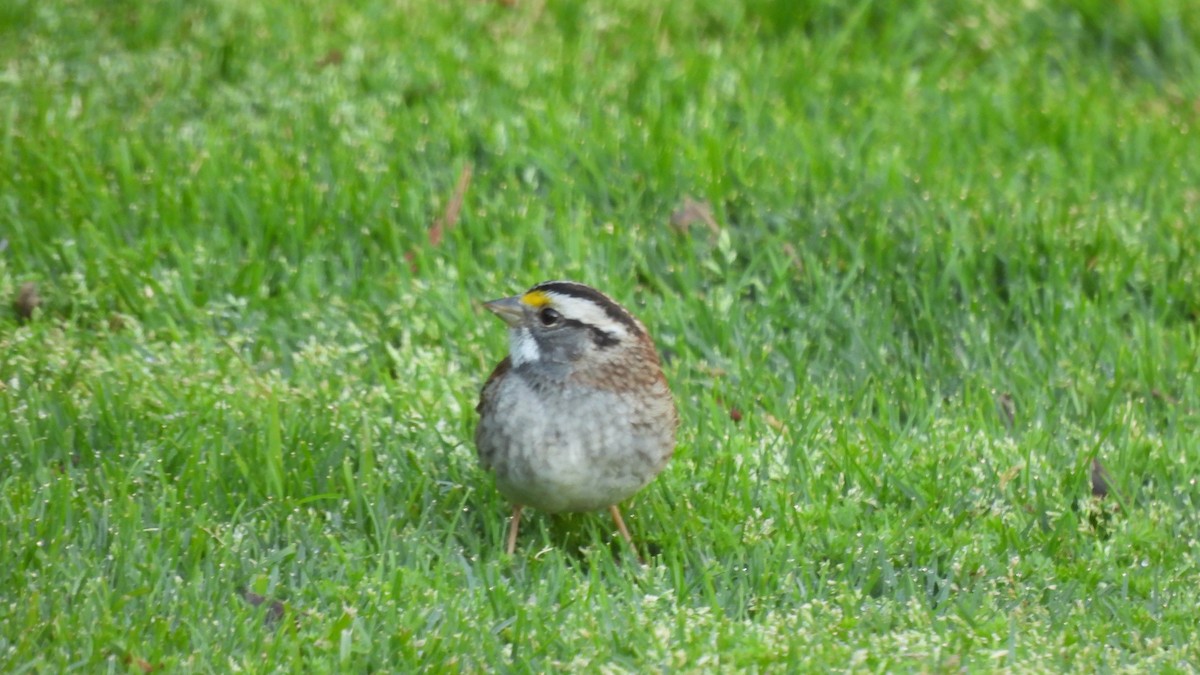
[242,590,288,624]
[14,282,40,322]
[430,163,473,246]
[403,250,419,275]
[998,463,1022,490]
[670,195,720,235]
[1150,388,1179,406]
[316,49,344,68]
[120,653,157,673]
[716,397,743,424]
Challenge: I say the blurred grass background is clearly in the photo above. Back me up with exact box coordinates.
[1,0,1199,671]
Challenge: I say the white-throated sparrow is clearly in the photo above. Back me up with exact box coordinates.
[475,280,678,559]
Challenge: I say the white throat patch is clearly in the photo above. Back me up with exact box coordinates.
[509,327,541,367]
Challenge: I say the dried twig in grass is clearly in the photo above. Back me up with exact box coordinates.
[430,163,473,246]
[670,195,720,236]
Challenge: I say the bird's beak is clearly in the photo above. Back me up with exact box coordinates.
[483,295,525,327]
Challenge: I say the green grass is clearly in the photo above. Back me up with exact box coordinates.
[2,0,1199,670]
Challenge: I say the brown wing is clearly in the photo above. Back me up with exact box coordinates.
[474,356,512,469]
[475,356,512,414]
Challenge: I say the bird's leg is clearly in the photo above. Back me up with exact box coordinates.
[506,504,523,555]
[608,505,644,564]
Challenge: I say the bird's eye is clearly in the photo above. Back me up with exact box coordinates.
[539,308,561,326]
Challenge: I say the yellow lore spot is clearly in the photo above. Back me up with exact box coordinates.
[521,290,551,308]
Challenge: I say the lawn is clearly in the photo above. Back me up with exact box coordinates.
[2,0,1199,671]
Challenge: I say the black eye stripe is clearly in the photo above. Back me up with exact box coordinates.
[554,317,620,348]
[590,327,619,348]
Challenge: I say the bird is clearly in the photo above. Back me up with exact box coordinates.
[475,280,678,560]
